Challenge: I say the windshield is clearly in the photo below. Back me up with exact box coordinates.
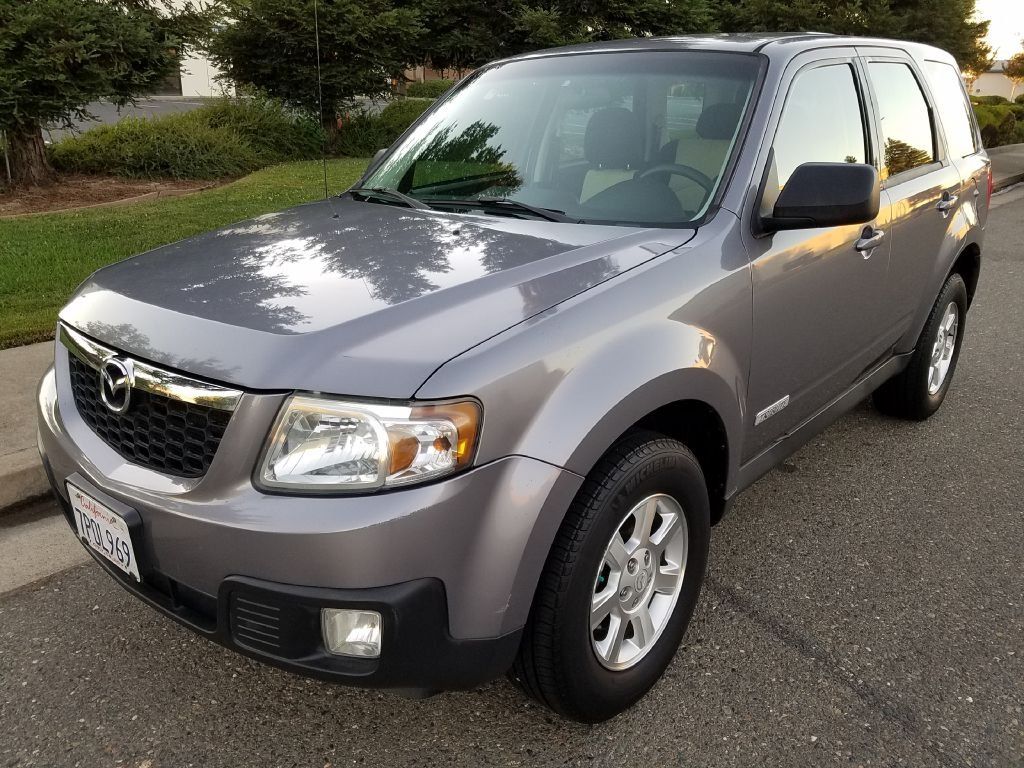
[364,51,761,227]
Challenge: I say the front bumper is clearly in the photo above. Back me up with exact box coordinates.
[37,351,583,691]
[50,478,520,691]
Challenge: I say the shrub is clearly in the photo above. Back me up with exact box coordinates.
[971,94,1010,105]
[197,96,324,162]
[49,97,324,179]
[377,98,434,139]
[333,98,434,157]
[1016,93,1024,105]
[407,79,454,98]
[973,103,1021,148]
[49,114,261,179]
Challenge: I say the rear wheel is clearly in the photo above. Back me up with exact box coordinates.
[874,273,967,420]
[510,432,710,722]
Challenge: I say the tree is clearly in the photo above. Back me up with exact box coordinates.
[0,0,202,187]
[713,0,991,73]
[206,0,422,135]
[413,0,714,74]
[1003,50,1024,100]
[888,0,991,74]
[962,49,995,94]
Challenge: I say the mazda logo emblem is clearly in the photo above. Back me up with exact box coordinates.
[99,358,132,414]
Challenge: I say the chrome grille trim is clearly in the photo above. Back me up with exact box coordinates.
[59,322,243,412]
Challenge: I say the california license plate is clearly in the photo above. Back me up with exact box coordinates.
[67,482,141,582]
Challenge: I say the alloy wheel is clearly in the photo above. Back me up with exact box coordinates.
[590,494,688,671]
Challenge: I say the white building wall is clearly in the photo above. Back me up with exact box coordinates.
[179,53,230,98]
[970,71,1016,100]
[168,0,230,98]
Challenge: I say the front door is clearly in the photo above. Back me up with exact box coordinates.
[742,54,892,460]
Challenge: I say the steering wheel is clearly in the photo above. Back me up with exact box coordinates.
[637,163,715,194]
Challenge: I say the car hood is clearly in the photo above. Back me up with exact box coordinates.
[60,198,695,397]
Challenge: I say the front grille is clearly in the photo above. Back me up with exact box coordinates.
[68,354,231,478]
[230,595,283,652]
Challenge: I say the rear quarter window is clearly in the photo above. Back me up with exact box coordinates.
[924,60,979,159]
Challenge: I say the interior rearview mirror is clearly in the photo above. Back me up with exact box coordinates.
[761,162,880,232]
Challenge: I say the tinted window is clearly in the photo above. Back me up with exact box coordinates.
[925,60,978,159]
[868,62,936,179]
[767,64,866,201]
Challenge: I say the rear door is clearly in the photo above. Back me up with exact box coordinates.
[921,57,991,227]
[857,48,964,344]
[741,50,892,459]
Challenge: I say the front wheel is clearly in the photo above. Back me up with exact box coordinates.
[874,273,968,420]
[510,432,710,722]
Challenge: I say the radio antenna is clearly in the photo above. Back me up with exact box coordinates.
[313,0,329,200]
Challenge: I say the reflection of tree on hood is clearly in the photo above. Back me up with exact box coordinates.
[516,257,617,318]
[96,230,309,335]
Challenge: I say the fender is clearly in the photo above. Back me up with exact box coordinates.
[417,213,752,496]
[415,229,752,636]
[896,197,983,354]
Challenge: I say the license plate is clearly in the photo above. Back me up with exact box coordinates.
[67,482,141,582]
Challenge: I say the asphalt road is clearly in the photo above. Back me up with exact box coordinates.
[2,190,1022,768]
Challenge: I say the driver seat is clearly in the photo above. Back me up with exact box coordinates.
[580,108,643,203]
[671,103,742,212]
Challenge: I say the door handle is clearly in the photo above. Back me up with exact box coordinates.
[936,192,959,213]
[854,227,885,257]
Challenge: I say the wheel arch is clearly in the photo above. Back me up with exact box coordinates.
[563,369,742,526]
[632,400,730,524]
[949,241,981,308]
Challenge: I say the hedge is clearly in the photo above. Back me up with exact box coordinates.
[49,97,324,180]
[973,103,1024,148]
[407,79,454,98]
[333,98,434,157]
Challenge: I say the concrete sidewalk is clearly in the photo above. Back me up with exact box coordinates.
[0,342,53,510]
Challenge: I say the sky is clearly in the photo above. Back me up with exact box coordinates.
[975,0,1024,59]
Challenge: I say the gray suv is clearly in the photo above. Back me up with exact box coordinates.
[37,34,990,722]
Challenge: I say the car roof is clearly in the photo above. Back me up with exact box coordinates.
[495,33,956,66]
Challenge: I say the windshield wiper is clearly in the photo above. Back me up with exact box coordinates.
[425,196,580,223]
[348,186,432,211]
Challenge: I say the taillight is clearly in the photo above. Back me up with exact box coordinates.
[986,165,993,207]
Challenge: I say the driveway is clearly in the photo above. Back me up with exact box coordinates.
[1,188,1022,768]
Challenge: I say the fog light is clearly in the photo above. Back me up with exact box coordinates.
[321,608,382,658]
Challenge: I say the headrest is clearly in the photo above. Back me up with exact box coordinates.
[584,108,643,169]
[696,103,742,140]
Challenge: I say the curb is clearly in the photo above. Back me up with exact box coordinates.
[0,183,218,220]
[0,447,49,514]
[993,172,1024,192]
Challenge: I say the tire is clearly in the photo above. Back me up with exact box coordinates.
[874,273,968,420]
[510,431,710,722]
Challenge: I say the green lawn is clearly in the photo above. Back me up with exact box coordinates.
[0,158,370,349]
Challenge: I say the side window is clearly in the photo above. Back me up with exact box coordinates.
[867,62,936,179]
[924,60,979,159]
[765,63,867,208]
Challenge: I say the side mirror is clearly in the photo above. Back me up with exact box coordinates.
[372,148,388,163]
[761,162,879,232]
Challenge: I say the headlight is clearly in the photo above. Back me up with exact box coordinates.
[258,395,481,492]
